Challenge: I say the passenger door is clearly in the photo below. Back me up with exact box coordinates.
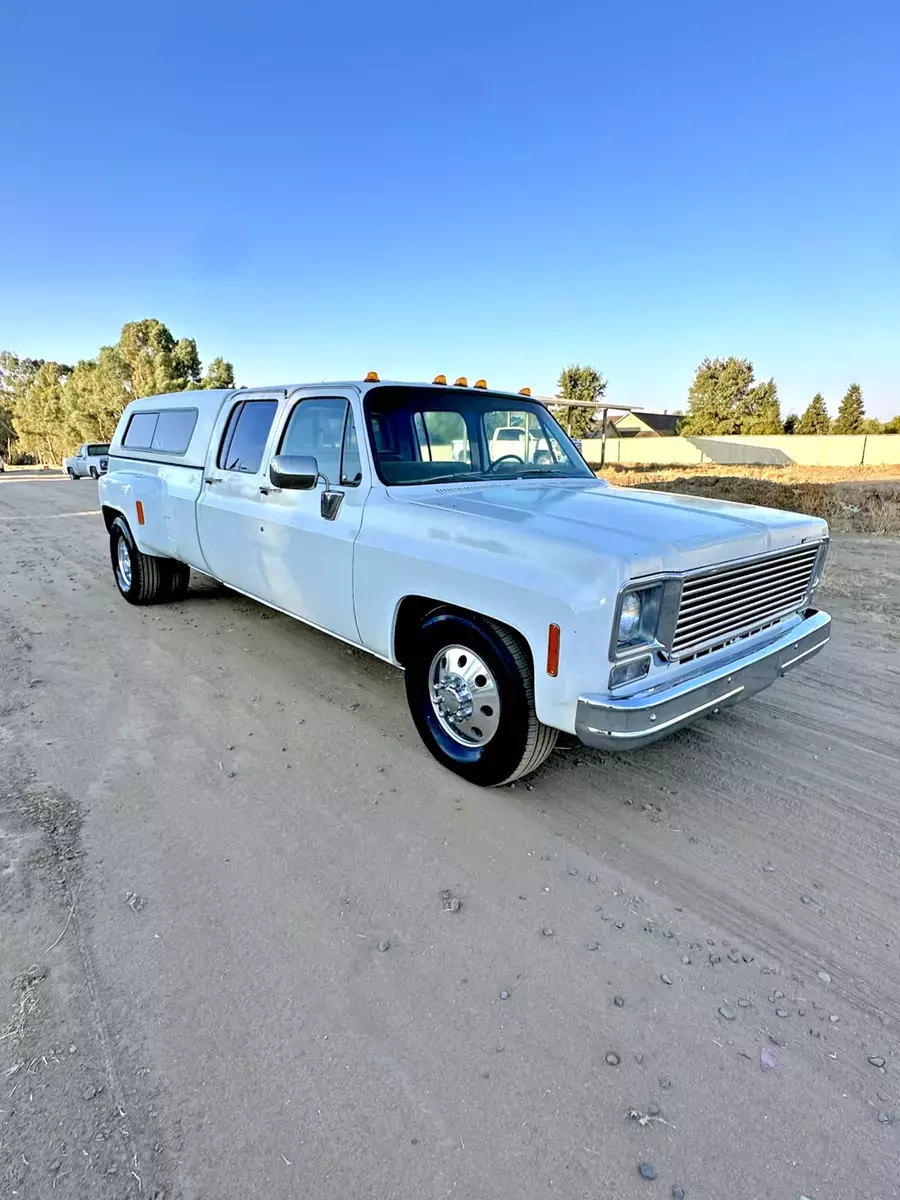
[196,392,284,595]
[255,391,367,642]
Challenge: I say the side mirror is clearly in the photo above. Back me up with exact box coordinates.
[269,454,319,490]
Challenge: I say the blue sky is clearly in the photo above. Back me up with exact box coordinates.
[2,0,898,418]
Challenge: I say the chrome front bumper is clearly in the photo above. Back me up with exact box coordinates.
[575,609,831,751]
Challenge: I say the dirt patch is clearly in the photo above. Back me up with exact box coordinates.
[1,636,175,1199]
[600,465,900,535]
[599,463,900,485]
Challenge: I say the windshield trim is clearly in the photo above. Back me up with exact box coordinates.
[363,385,593,488]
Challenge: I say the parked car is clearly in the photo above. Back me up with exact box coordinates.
[99,379,831,785]
[64,443,110,480]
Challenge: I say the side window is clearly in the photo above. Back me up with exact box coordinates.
[340,409,362,486]
[415,410,471,465]
[151,409,198,455]
[279,399,363,487]
[219,400,278,473]
[123,412,159,449]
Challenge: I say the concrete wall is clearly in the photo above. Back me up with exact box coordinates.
[579,434,900,467]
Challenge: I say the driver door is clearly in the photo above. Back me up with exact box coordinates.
[255,390,368,642]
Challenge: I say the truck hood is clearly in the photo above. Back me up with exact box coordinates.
[390,478,826,576]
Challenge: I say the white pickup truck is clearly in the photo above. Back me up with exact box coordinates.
[64,443,110,480]
[99,378,831,785]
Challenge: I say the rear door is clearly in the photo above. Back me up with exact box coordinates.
[196,392,284,594]
[254,389,367,641]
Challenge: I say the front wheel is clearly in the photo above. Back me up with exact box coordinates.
[404,609,557,786]
[68,469,78,480]
[90,466,99,480]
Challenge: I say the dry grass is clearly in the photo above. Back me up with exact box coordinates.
[599,464,900,535]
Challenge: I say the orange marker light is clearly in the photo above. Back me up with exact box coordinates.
[454,376,468,387]
[136,500,145,526]
[519,386,532,396]
[546,624,560,677]
[433,374,447,385]
[473,378,487,389]
[364,370,380,382]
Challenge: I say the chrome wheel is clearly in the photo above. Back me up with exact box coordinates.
[116,536,133,591]
[429,644,501,746]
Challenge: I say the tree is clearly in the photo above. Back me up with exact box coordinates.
[117,319,203,398]
[556,364,608,438]
[796,392,830,435]
[64,347,130,445]
[782,412,798,434]
[0,353,42,457]
[737,377,782,434]
[681,357,780,435]
[833,383,865,434]
[202,356,235,389]
[12,362,72,462]
[883,414,900,434]
[3,320,233,461]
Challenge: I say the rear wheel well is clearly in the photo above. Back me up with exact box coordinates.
[102,505,124,533]
[393,595,534,675]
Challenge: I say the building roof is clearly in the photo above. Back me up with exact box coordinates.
[614,411,680,435]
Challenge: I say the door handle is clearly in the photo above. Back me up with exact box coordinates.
[204,477,219,485]
[259,485,281,495]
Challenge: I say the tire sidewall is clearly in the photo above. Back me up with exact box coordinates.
[405,612,533,786]
[110,517,140,602]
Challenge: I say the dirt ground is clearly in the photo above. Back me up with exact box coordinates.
[1,472,898,1200]
[597,464,900,537]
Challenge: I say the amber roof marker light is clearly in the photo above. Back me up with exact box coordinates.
[364,371,380,382]
[473,379,487,389]
[454,376,468,387]
[433,374,447,385]
[519,387,532,396]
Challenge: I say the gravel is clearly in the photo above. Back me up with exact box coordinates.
[614,995,625,1007]
[638,1162,657,1181]
[606,1052,621,1066]
[717,1005,736,1021]
[817,970,832,983]
[868,1056,886,1068]
[661,973,673,985]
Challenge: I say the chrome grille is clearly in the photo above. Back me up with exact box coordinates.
[670,543,821,661]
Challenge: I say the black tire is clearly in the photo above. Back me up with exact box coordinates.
[68,469,78,480]
[165,561,191,601]
[404,609,558,786]
[110,517,172,605]
[90,466,99,480]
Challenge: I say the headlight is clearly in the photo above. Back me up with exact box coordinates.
[618,592,642,642]
[613,581,666,653]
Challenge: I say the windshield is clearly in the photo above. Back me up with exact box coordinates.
[364,386,592,486]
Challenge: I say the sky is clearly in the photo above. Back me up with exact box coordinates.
[2,0,899,419]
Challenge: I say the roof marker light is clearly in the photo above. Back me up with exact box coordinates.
[454,376,468,387]
[474,378,487,389]
[364,371,380,382]
[519,387,531,396]
[433,374,447,385]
